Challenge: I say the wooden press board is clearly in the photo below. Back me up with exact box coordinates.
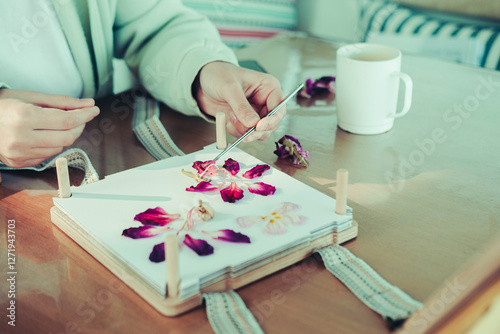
[51,144,358,316]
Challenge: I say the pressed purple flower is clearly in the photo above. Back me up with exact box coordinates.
[247,182,276,196]
[220,182,244,203]
[242,164,270,179]
[202,229,251,243]
[122,225,170,239]
[298,76,335,98]
[186,181,221,192]
[184,234,214,256]
[223,158,240,176]
[134,207,181,226]
[274,135,309,166]
[149,242,165,263]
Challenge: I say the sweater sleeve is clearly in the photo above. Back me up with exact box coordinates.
[112,0,238,118]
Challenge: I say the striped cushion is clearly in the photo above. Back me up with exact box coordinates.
[183,0,297,49]
[360,0,500,71]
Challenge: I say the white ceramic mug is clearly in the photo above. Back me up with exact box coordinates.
[336,43,413,135]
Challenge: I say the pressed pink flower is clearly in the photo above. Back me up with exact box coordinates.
[134,207,181,226]
[123,203,216,261]
[236,202,306,235]
[186,181,221,192]
[185,158,274,203]
[220,182,244,203]
[149,242,165,263]
[122,225,170,239]
[192,160,215,174]
[242,164,270,179]
[247,182,276,196]
[184,234,214,256]
[123,207,180,239]
[223,158,240,176]
[202,229,251,243]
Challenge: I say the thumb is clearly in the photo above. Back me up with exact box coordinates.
[222,85,260,128]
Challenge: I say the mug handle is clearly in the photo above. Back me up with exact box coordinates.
[391,72,413,118]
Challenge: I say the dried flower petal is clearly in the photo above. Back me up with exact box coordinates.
[247,182,276,196]
[242,164,270,179]
[298,76,335,98]
[236,215,264,228]
[149,242,165,263]
[274,202,300,215]
[273,145,289,160]
[220,182,244,203]
[202,229,251,243]
[186,181,220,192]
[279,214,307,226]
[122,225,169,239]
[292,149,310,165]
[274,135,309,166]
[184,234,214,256]
[223,158,240,176]
[263,220,287,235]
[134,207,180,226]
[192,160,214,174]
[196,202,215,221]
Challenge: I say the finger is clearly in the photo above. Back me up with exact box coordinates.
[31,106,99,130]
[32,124,85,148]
[226,121,245,138]
[4,157,50,169]
[222,84,261,128]
[21,91,95,110]
[245,130,273,142]
[255,88,286,133]
[21,158,50,167]
[28,147,64,158]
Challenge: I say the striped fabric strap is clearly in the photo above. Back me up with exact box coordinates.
[0,148,98,185]
[316,245,423,325]
[132,95,185,160]
[203,291,264,334]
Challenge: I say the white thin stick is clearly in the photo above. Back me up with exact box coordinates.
[166,233,180,297]
[56,158,71,198]
[216,112,227,150]
[335,169,348,215]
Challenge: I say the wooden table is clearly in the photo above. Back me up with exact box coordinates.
[1,34,500,334]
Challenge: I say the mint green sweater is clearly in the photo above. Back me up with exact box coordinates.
[1,0,238,117]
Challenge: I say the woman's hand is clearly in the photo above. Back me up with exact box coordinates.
[193,61,285,141]
[0,89,99,168]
